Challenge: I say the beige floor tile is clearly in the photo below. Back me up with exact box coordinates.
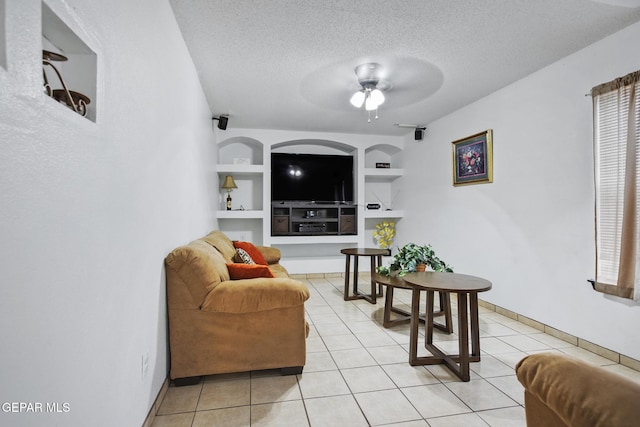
[314,321,352,336]
[382,363,439,387]
[197,378,250,411]
[322,333,363,351]
[150,412,194,427]
[486,375,525,405]
[445,379,518,411]
[479,323,520,337]
[348,320,385,334]
[303,350,338,373]
[192,406,250,427]
[601,363,640,384]
[304,395,369,427]
[402,383,471,418]
[498,334,553,352]
[305,336,328,353]
[477,337,520,355]
[366,344,410,365]
[251,375,301,404]
[330,348,378,369]
[341,366,397,393]
[476,406,527,427]
[250,400,309,427]
[157,384,202,415]
[426,412,491,427]
[560,346,618,366]
[354,388,422,425]
[470,354,517,378]
[356,330,398,347]
[297,370,351,399]
[528,332,576,349]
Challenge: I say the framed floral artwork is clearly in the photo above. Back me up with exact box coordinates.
[451,129,493,186]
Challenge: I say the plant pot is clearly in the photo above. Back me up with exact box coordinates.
[416,263,426,272]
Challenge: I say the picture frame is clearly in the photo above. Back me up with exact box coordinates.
[451,129,493,186]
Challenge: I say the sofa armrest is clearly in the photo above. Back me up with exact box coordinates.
[516,352,640,427]
[257,246,281,264]
[201,278,309,313]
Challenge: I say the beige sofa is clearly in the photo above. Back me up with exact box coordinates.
[164,230,309,383]
[516,352,640,427]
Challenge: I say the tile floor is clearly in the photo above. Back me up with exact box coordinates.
[152,275,640,427]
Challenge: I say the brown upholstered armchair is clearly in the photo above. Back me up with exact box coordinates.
[516,352,640,427]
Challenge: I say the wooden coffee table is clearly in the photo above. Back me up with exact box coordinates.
[341,248,388,304]
[402,271,492,382]
[373,272,452,331]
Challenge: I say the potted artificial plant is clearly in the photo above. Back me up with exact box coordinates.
[377,242,453,276]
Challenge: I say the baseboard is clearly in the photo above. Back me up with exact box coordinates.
[477,299,640,371]
[141,378,169,427]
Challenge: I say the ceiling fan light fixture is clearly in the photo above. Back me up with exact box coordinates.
[350,63,388,122]
[370,88,385,106]
[350,91,365,108]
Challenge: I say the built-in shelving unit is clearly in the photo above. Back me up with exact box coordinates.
[215,131,405,272]
[271,202,356,236]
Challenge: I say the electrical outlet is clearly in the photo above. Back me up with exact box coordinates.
[142,352,149,379]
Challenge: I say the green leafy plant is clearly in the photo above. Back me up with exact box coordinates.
[377,242,453,276]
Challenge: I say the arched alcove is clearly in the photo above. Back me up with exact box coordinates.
[218,136,264,165]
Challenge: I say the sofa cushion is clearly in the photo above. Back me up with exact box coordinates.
[227,263,275,279]
[165,240,230,304]
[256,246,281,264]
[201,230,237,263]
[201,278,310,313]
[236,248,256,264]
[233,241,268,265]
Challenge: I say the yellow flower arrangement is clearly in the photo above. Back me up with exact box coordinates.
[373,221,395,249]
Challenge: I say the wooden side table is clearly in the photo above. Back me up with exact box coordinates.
[340,248,388,304]
[402,271,492,382]
[373,272,452,331]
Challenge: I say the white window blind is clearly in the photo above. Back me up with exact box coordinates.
[593,71,640,300]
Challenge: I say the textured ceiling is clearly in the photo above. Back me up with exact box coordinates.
[169,0,640,136]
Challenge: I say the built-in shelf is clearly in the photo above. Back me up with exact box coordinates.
[364,210,405,219]
[269,235,361,246]
[364,168,404,179]
[216,164,264,175]
[217,210,265,219]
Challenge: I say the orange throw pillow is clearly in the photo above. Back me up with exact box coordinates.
[226,263,274,279]
[233,241,268,265]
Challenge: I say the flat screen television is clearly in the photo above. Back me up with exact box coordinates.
[271,153,354,203]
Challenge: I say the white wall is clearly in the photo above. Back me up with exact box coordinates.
[0,1,216,426]
[397,21,640,360]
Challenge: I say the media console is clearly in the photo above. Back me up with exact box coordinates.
[272,202,357,236]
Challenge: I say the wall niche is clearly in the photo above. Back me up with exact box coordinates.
[42,2,97,122]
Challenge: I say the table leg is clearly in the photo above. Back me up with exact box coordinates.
[375,255,383,296]
[425,290,435,346]
[409,287,421,365]
[370,256,376,300]
[343,254,351,301]
[457,292,470,381]
[470,292,480,357]
[353,255,359,294]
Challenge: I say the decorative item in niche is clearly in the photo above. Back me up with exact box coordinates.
[221,175,238,210]
[42,50,91,117]
[373,220,395,254]
[452,129,493,186]
[376,162,390,168]
[233,158,251,165]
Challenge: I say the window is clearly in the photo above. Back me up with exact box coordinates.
[592,70,640,300]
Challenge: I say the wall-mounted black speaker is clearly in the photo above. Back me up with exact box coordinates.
[217,116,228,130]
[414,128,424,141]
[213,115,229,130]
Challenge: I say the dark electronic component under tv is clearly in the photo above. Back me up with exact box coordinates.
[271,153,354,203]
